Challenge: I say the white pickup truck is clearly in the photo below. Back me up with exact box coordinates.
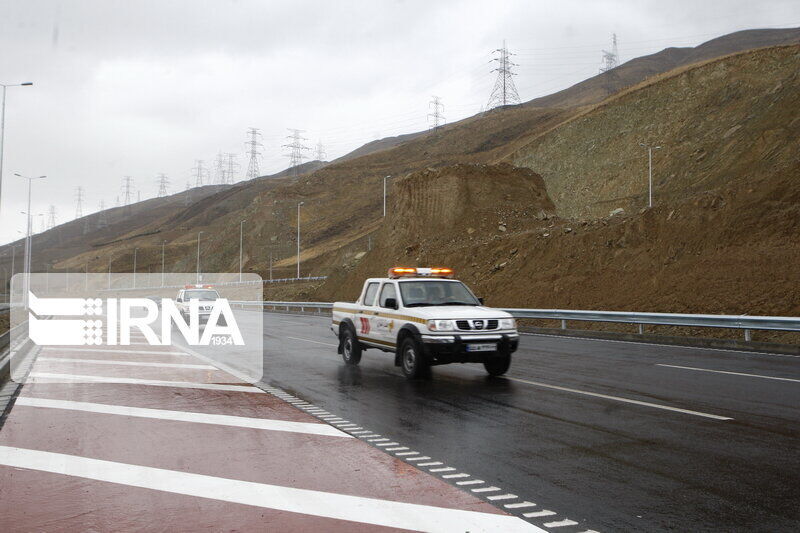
[175,285,220,323]
[331,267,519,378]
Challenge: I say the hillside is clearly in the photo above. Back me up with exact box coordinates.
[526,27,800,109]
[1,29,798,327]
[511,44,800,218]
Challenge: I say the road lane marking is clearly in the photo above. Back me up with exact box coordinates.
[544,519,579,528]
[14,397,351,438]
[487,494,518,501]
[42,348,187,356]
[418,461,443,466]
[521,332,800,358]
[524,510,556,518]
[286,336,338,347]
[442,473,470,479]
[429,467,456,473]
[395,451,419,456]
[504,376,733,420]
[472,486,501,493]
[657,364,800,383]
[0,446,544,533]
[385,446,408,451]
[37,357,216,370]
[375,442,400,447]
[457,480,484,485]
[28,372,265,393]
[405,456,431,461]
[505,502,537,509]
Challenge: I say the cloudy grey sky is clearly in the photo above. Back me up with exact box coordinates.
[0,0,798,245]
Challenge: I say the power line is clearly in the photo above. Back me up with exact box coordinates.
[121,176,134,206]
[225,153,239,184]
[46,205,57,230]
[314,140,327,161]
[192,159,205,187]
[600,33,620,72]
[97,199,108,228]
[214,152,225,185]
[487,40,521,109]
[156,173,170,197]
[428,95,445,131]
[244,127,263,180]
[74,186,84,219]
[282,129,310,176]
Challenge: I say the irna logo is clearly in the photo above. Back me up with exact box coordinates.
[27,292,244,346]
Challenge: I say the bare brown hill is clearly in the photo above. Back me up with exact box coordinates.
[511,44,800,218]
[526,27,800,109]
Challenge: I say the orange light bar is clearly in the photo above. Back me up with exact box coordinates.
[388,267,417,278]
[429,267,454,277]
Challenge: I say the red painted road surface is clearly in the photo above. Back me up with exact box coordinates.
[0,345,543,532]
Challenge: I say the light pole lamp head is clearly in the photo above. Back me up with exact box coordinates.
[21,82,33,86]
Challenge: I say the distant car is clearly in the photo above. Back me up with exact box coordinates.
[332,267,519,379]
[175,285,220,323]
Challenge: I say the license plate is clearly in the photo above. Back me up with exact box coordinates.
[466,343,496,352]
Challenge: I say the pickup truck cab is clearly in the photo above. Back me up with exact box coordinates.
[175,285,220,323]
[331,267,519,378]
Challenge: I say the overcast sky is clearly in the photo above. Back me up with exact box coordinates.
[0,0,798,246]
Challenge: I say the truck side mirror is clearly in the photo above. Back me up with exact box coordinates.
[384,297,398,310]
[478,297,484,305]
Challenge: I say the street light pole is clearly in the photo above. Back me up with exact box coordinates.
[0,82,33,219]
[639,143,662,208]
[133,247,138,288]
[161,240,166,287]
[239,219,246,283]
[383,175,391,217]
[196,231,204,284]
[296,202,304,279]
[15,173,45,306]
[108,257,112,290]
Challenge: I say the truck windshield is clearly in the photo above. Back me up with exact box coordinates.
[399,281,479,307]
[183,290,219,301]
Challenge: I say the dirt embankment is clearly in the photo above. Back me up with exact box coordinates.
[314,163,556,300]
[314,161,800,343]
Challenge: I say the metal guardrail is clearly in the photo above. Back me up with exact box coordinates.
[231,301,800,341]
[233,300,333,313]
[501,309,800,341]
[101,276,328,293]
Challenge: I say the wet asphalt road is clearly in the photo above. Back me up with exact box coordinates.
[257,312,800,532]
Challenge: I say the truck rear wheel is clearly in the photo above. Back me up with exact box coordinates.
[340,328,362,365]
[484,352,511,376]
[400,337,428,379]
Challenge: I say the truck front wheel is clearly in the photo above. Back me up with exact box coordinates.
[340,328,362,365]
[484,352,511,376]
[400,337,428,379]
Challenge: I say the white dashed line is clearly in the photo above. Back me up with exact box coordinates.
[544,519,579,528]
[524,510,557,518]
[657,363,800,383]
[505,502,537,509]
[442,473,470,479]
[405,456,431,462]
[487,494,518,501]
[417,461,443,467]
[472,486,502,493]
[429,467,456,473]
[457,479,484,485]
[504,376,733,420]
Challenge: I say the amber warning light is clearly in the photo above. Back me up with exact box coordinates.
[388,267,454,278]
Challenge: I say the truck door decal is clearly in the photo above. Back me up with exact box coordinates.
[359,317,371,335]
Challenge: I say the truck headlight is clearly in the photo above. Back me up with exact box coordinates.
[427,319,455,331]
[499,318,516,329]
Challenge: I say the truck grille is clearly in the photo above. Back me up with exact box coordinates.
[456,319,499,331]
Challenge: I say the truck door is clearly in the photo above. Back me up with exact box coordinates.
[357,282,380,341]
[374,282,399,348]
